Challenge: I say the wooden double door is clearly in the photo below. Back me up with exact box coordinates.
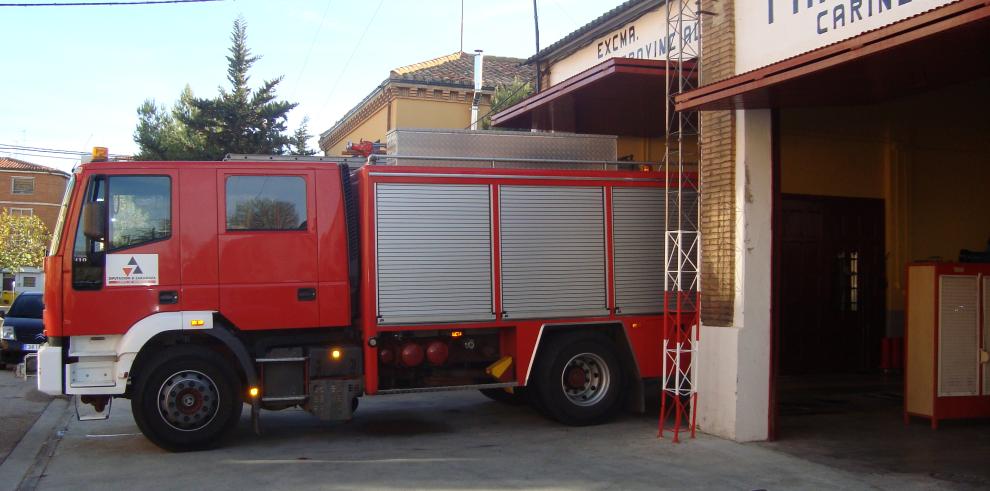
[779,194,885,375]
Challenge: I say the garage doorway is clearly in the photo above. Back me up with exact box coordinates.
[771,76,990,443]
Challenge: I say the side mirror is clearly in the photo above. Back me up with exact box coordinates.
[82,201,106,241]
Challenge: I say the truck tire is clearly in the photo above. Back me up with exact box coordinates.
[479,387,527,405]
[131,345,242,451]
[530,332,624,426]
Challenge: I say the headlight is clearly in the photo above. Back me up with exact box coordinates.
[1,324,15,341]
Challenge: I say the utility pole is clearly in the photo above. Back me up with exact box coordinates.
[460,0,465,52]
[533,0,541,92]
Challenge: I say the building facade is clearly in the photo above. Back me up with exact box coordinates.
[0,157,70,232]
[319,51,535,156]
[496,0,989,441]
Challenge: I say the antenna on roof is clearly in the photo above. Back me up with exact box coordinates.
[460,0,464,52]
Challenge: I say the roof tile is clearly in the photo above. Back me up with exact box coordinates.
[0,157,67,174]
[390,51,534,88]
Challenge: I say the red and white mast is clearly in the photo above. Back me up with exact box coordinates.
[661,0,702,443]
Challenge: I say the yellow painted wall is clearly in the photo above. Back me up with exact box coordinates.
[895,80,990,265]
[326,105,389,156]
[779,77,990,320]
[780,107,885,199]
[327,97,490,155]
[617,136,665,162]
[394,98,490,130]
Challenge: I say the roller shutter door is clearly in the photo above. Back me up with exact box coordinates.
[500,186,608,319]
[375,184,494,324]
[613,187,665,314]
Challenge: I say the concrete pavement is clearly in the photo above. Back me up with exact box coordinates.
[16,390,968,490]
[0,368,52,464]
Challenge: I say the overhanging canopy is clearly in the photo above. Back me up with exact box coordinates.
[493,58,692,137]
[676,0,990,111]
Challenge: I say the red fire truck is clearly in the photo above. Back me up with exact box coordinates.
[37,134,694,451]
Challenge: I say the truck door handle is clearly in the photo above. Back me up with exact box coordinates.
[297,288,317,301]
[159,291,179,305]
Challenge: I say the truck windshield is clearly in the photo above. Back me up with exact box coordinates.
[8,294,43,319]
[48,173,76,255]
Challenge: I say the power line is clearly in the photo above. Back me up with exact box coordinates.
[1,0,221,6]
[291,0,333,100]
[317,0,385,114]
[0,144,87,155]
[0,143,128,158]
[0,151,81,161]
[465,80,531,130]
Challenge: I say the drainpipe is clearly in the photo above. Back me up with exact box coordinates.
[470,50,484,130]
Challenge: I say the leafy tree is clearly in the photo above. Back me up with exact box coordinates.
[134,17,298,160]
[290,116,317,156]
[0,212,50,274]
[482,76,534,130]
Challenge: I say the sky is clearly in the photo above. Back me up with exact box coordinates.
[1,0,626,172]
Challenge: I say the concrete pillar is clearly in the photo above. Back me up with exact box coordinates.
[697,109,773,442]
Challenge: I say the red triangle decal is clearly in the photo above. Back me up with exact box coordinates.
[123,267,133,276]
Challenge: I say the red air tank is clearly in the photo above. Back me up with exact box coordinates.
[400,342,424,367]
[426,341,449,366]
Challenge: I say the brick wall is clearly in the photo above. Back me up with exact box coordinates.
[0,171,69,233]
[699,0,736,326]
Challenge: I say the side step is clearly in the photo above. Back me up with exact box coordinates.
[377,381,518,395]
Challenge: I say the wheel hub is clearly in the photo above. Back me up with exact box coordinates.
[158,370,219,432]
[560,353,610,407]
[565,366,588,389]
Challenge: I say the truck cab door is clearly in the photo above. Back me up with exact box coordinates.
[217,170,320,330]
[64,171,180,335]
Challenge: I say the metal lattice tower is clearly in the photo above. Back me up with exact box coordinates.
[660,0,702,443]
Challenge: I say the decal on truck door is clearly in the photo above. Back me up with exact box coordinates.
[106,254,159,286]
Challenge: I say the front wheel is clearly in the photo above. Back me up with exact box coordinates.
[131,345,242,451]
[530,332,624,426]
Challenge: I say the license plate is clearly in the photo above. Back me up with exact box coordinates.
[22,344,40,351]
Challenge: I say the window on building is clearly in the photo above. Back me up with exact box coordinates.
[8,207,33,217]
[11,177,35,195]
[836,251,860,313]
[225,176,307,231]
[21,276,37,288]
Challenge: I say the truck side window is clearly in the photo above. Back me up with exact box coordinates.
[108,176,171,250]
[72,176,106,290]
[72,175,171,290]
[225,176,307,231]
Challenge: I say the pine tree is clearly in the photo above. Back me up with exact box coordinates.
[290,116,317,156]
[134,17,298,160]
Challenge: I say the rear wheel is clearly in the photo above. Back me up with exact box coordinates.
[530,332,624,426]
[131,346,242,451]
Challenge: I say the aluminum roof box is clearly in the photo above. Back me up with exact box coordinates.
[382,128,622,170]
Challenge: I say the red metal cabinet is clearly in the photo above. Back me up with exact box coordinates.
[905,263,990,428]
